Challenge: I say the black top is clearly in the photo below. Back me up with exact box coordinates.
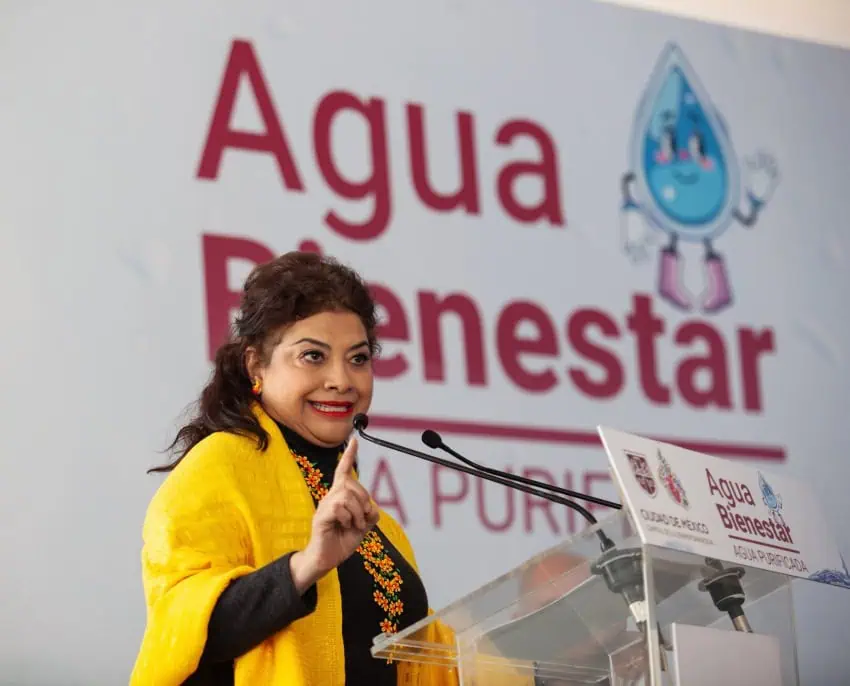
[183,423,429,685]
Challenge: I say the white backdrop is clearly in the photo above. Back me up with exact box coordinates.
[2,1,849,684]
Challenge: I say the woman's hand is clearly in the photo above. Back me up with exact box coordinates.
[290,438,379,593]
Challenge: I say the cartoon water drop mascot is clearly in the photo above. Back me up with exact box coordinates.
[620,43,780,313]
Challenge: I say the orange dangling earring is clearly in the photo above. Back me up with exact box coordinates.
[251,377,262,396]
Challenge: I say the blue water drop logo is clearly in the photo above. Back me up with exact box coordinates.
[620,42,780,314]
[633,43,739,238]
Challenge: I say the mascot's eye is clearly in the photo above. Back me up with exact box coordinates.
[661,128,676,157]
[688,132,705,160]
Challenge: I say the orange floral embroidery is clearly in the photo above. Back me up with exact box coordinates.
[293,450,404,636]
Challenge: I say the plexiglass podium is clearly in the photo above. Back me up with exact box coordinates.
[372,427,850,686]
[373,509,801,685]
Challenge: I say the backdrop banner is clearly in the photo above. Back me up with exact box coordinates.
[2,1,849,683]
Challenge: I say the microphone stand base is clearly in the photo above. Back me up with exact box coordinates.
[592,548,672,672]
[698,559,754,633]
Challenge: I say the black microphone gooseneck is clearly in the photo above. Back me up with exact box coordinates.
[421,429,622,511]
[355,414,665,662]
[418,427,650,639]
[353,414,615,550]
[419,429,662,649]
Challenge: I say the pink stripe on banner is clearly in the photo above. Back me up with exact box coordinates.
[368,414,787,461]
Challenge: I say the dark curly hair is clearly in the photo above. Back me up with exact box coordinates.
[149,251,379,473]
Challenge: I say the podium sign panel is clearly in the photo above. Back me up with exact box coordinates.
[598,427,850,589]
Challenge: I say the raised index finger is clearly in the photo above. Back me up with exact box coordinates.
[334,437,358,482]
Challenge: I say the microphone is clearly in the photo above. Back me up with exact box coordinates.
[355,413,659,648]
[421,429,621,511]
[353,413,615,550]
[418,426,649,638]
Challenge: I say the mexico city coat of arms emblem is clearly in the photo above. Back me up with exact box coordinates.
[625,451,657,497]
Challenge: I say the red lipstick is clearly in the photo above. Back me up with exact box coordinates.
[308,400,354,419]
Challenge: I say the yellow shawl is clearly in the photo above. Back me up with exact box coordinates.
[130,406,460,686]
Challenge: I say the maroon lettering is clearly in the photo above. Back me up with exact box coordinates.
[717,503,733,528]
[198,41,571,236]
[407,104,480,214]
[431,465,468,528]
[197,39,303,190]
[495,120,564,225]
[738,327,775,413]
[313,91,391,240]
[567,309,624,398]
[297,239,323,254]
[706,468,720,497]
[706,469,756,509]
[419,291,487,385]
[193,38,777,409]
[198,236,776,413]
[675,322,732,409]
[369,283,410,379]
[519,468,567,533]
[497,301,559,392]
[477,474,516,532]
[764,519,779,540]
[522,467,559,534]
[368,457,408,526]
[202,233,274,361]
[627,294,671,404]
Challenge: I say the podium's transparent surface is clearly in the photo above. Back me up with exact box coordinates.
[373,510,804,685]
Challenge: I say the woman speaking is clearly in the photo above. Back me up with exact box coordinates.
[130,251,457,685]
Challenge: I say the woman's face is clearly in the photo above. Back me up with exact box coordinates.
[247,310,374,447]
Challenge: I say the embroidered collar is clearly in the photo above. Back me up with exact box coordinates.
[274,421,345,464]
